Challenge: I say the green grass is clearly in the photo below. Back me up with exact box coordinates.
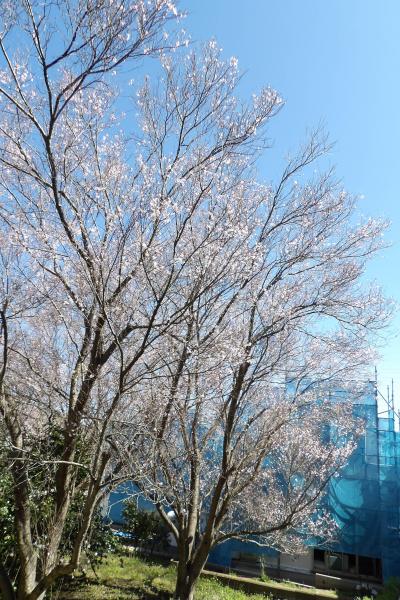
[55,554,271,599]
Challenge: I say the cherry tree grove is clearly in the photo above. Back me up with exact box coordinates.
[0,1,391,599]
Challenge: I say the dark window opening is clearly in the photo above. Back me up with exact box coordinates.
[359,556,374,575]
[359,556,382,578]
[348,554,356,569]
[314,549,325,562]
[376,559,382,580]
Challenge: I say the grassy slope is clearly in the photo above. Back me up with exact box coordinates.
[57,554,270,599]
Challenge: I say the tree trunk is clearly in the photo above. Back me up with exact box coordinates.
[10,505,41,600]
[174,579,195,600]
[174,547,208,600]
[174,566,196,600]
[16,557,37,600]
[174,542,194,600]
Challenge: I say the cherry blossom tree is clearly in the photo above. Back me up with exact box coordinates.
[0,1,390,600]
[110,48,390,600]
[0,0,187,598]
[116,114,390,598]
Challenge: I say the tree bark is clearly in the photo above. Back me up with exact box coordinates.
[174,540,193,600]
[11,448,38,600]
[174,539,210,600]
[174,561,196,600]
[174,578,195,600]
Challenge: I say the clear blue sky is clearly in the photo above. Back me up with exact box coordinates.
[185,0,400,405]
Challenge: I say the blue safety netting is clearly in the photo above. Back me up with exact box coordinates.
[325,382,400,581]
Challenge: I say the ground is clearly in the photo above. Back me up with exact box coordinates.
[56,554,270,599]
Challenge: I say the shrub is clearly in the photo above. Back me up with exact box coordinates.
[122,499,170,554]
[376,578,400,600]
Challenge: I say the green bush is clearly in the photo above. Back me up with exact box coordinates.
[122,499,170,554]
[0,425,119,582]
[0,468,17,576]
[377,578,400,600]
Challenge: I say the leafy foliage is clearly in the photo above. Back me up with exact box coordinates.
[122,499,170,554]
[0,426,119,579]
[376,578,400,600]
[0,468,15,569]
